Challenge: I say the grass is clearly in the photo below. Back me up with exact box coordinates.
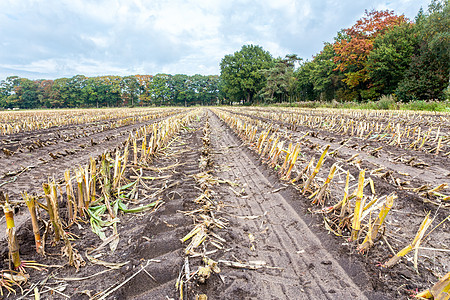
[271,96,450,112]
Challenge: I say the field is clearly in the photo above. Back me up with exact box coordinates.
[0,107,448,299]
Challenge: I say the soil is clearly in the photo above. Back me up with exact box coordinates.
[0,107,448,299]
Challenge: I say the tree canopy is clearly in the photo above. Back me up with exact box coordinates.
[0,74,219,109]
[220,44,273,104]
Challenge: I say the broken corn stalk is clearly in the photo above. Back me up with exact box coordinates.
[43,183,60,241]
[48,180,81,269]
[339,171,351,217]
[383,213,432,268]
[23,192,43,254]
[280,142,293,172]
[351,170,366,241]
[284,144,301,180]
[64,170,76,222]
[312,164,337,206]
[359,193,396,251]
[89,157,97,202]
[302,145,330,194]
[415,271,450,299]
[3,199,21,269]
[74,169,85,218]
[292,157,314,184]
[257,129,271,154]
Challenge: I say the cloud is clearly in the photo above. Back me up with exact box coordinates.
[0,0,431,79]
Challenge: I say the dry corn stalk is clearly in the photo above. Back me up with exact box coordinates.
[43,183,60,241]
[23,192,43,254]
[257,129,270,154]
[302,145,330,194]
[351,170,366,241]
[2,195,21,269]
[112,150,121,190]
[74,169,85,218]
[283,144,301,180]
[47,180,85,270]
[415,271,450,299]
[133,137,138,165]
[280,143,293,172]
[339,171,351,217]
[64,170,76,222]
[181,224,208,255]
[383,213,432,268]
[270,141,284,167]
[89,157,97,202]
[261,133,275,158]
[359,193,396,251]
[292,157,315,184]
[312,164,337,206]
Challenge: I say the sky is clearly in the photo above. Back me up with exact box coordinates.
[0,0,432,80]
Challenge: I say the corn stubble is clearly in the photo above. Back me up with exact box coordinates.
[215,108,419,266]
[0,108,198,295]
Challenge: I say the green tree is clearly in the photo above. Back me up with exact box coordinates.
[149,74,171,106]
[396,0,449,100]
[366,22,418,97]
[13,78,39,109]
[294,45,346,102]
[121,76,140,106]
[220,44,273,104]
[0,76,19,108]
[294,61,316,101]
[170,74,189,106]
[259,55,300,103]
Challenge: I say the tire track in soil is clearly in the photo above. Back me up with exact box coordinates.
[206,110,371,299]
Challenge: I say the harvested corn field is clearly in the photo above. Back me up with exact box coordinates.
[0,107,449,299]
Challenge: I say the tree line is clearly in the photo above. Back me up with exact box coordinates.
[220,0,449,104]
[0,74,220,109]
[1,1,448,109]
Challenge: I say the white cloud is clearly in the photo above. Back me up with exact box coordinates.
[0,0,431,79]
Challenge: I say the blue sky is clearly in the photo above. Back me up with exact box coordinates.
[0,0,431,79]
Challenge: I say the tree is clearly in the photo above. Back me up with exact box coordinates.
[149,74,171,106]
[396,0,449,100]
[37,80,54,107]
[136,75,153,105]
[294,44,347,102]
[333,10,408,97]
[220,44,273,104]
[0,76,19,108]
[170,74,189,106]
[366,22,418,97]
[259,55,300,103]
[309,44,345,101]
[121,76,140,106]
[294,61,315,101]
[10,78,39,109]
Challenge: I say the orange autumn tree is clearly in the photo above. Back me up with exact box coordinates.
[333,10,408,92]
